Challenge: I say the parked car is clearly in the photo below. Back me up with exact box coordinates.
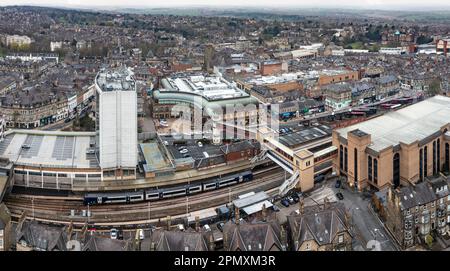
[182,154,191,158]
[291,194,300,203]
[281,199,290,207]
[177,146,187,151]
[272,205,281,212]
[314,175,325,183]
[138,229,145,240]
[163,141,169,146]
[217,222,225,232]
[336,192,344,200]
[335,179,342,188]
[203,224,211,232]
[179,149,189,154]
[287,196,295,204]
[117,229,123,240]
[110,228,118,240]
[197,142,203,147]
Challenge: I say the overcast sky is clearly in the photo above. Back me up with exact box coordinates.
[1,0,450,9]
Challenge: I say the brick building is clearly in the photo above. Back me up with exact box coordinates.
[333,95,450,192]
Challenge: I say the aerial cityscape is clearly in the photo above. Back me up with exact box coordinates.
[0,1,450,253]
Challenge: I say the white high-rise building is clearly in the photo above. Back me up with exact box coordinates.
[95,67,137,179]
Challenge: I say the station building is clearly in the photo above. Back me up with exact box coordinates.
[332,95,450,191]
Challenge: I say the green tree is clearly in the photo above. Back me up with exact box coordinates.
[428,79,442,96]
[425,234,433,249]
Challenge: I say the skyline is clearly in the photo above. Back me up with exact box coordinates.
[1,0,450,11]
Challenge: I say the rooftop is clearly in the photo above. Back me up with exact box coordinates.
[160,75,249,101]
[96,67,136,92]
[336,95,450,152]
[0,130,97,169]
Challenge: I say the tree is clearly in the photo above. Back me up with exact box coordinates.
[425,234,433,249]
[428,79,442,96]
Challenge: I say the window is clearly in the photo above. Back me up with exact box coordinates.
[415,217,419,223]
[339,145,343,170]
[433,141,437,175]
[445,143,449,172]
[419,148,423,181]
[344,148,348,172]
[354,148,358,184]
[415,206,419,212]
[373,159,378,184]
[368,156,373,182]
[306,161,311,167]
[424,146,428,177]
[437,139,441,172]
[393,153,400,188]
[338,234,344,244]
[305,243,311,251]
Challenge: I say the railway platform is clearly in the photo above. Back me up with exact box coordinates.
[70,159,268,192]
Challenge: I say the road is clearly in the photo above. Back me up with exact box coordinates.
[331,181,398,251]
[273,179,398,251]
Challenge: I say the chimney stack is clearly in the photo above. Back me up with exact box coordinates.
[280,226,287,251]
[235,207,240,225]
[299,198,304,214]
[167,216,171,230]
[262,203,267,222]
[223,231,229,251]
[208,233,215,251]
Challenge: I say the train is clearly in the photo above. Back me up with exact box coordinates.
[83,170,254,205]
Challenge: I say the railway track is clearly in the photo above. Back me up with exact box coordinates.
[4,168,286,227]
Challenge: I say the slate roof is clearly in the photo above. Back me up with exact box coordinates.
[288,203,350,247]
[223,220,284,251]
[142,229,211,251]
[16,221,68,251]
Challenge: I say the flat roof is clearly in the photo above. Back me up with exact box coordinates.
[139,143,171,172]
[242,200,273,215]
[96,67,135,92]
[187,208,218,223]
[233,191,269,209]
[0,130,97,169]
[160,75,249,101]
[337,96,450,152]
